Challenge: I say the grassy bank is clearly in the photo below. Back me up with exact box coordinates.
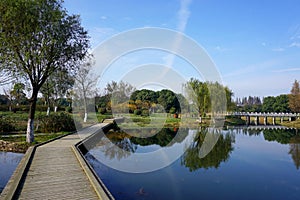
[224,116,246,126]
[0,132,70,153]
[281,119,300,129]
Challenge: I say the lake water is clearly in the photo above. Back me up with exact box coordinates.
[0,152,23,193]
[85,127,300,200]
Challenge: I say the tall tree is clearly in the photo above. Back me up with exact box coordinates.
[289,80,300,113]
[73,59,98,122]
[184,79,231,118]
[184,78,210,117]
[0,0,90,142]
[41,70,74,115]
[106,81,135,104]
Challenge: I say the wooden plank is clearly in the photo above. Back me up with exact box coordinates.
[1,123,115,200]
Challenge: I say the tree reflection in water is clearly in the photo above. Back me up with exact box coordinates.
[95,127,186,160]
[181,127,234,171]
[263,129,300,170]
[289,135,300,170]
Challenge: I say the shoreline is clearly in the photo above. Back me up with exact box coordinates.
[0,140,29,153]
[1,118,299,153]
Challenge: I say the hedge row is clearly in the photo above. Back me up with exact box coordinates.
[0,112,79,133]
[0,105,66,112]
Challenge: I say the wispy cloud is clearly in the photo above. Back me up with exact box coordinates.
[289,42,300,48]
[288,24,300,49]
[215,46,230,52]
[272,68,300,73]
[164,0,192,67]
[89,27,116,48]
[289,24,300,40]
[100,16,107,20]
[223,59,283,78]
[272,48,285,52]
[177,0,192,31]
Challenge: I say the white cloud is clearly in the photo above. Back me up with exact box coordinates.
[164,0,192,67]
[177,0,192,32]
[100,16,107,20]
[215,46,230,52]
[289,24,300,40]
[289,42,300,48]
[272,48,285,52]
[272,68,300,73]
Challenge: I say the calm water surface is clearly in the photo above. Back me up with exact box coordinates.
[0,152,23,193]
[85,127,300,200]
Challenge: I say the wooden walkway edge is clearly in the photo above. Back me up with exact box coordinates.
[0,123,115,200]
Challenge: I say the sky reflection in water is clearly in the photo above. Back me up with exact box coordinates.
[86,127,300,200]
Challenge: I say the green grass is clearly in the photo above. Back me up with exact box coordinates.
[225,116,246,126]
[0,132,69,143]
[281,119,300,129]
[0,132,70,153]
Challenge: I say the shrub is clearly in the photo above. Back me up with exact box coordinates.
[141,109,149,117]
[98,107,106,114]
[0,117,16,132]
[169,107,176,114]
[38,112,78,133]
[134,109,141,115]
[65,106,72,113]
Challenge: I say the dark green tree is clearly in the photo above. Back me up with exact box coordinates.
[157,89,179,113]
[262,95,290,113]
[273,94,290,112]
[262,96,276,112]
[0,0,90,142]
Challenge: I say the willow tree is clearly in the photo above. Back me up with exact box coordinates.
[0,0,90,142]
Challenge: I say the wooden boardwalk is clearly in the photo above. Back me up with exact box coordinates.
[1,123,113,200]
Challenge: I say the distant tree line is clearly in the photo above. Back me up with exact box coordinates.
[95,79,235,117]
[235,80,300,113]
[96,81,188,116]
[0,82,71,112]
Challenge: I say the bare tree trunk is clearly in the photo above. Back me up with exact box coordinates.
[54,106,58,112]
[84,112,88,122]
[46,106,50,116]
[83,95,88,123]
[26,91,38,143]
[46,94,50,116]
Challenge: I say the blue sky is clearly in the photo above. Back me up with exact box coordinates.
[64,0,300,98]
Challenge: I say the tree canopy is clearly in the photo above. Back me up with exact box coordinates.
[184,78,234,116]
[0,0,90,142]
